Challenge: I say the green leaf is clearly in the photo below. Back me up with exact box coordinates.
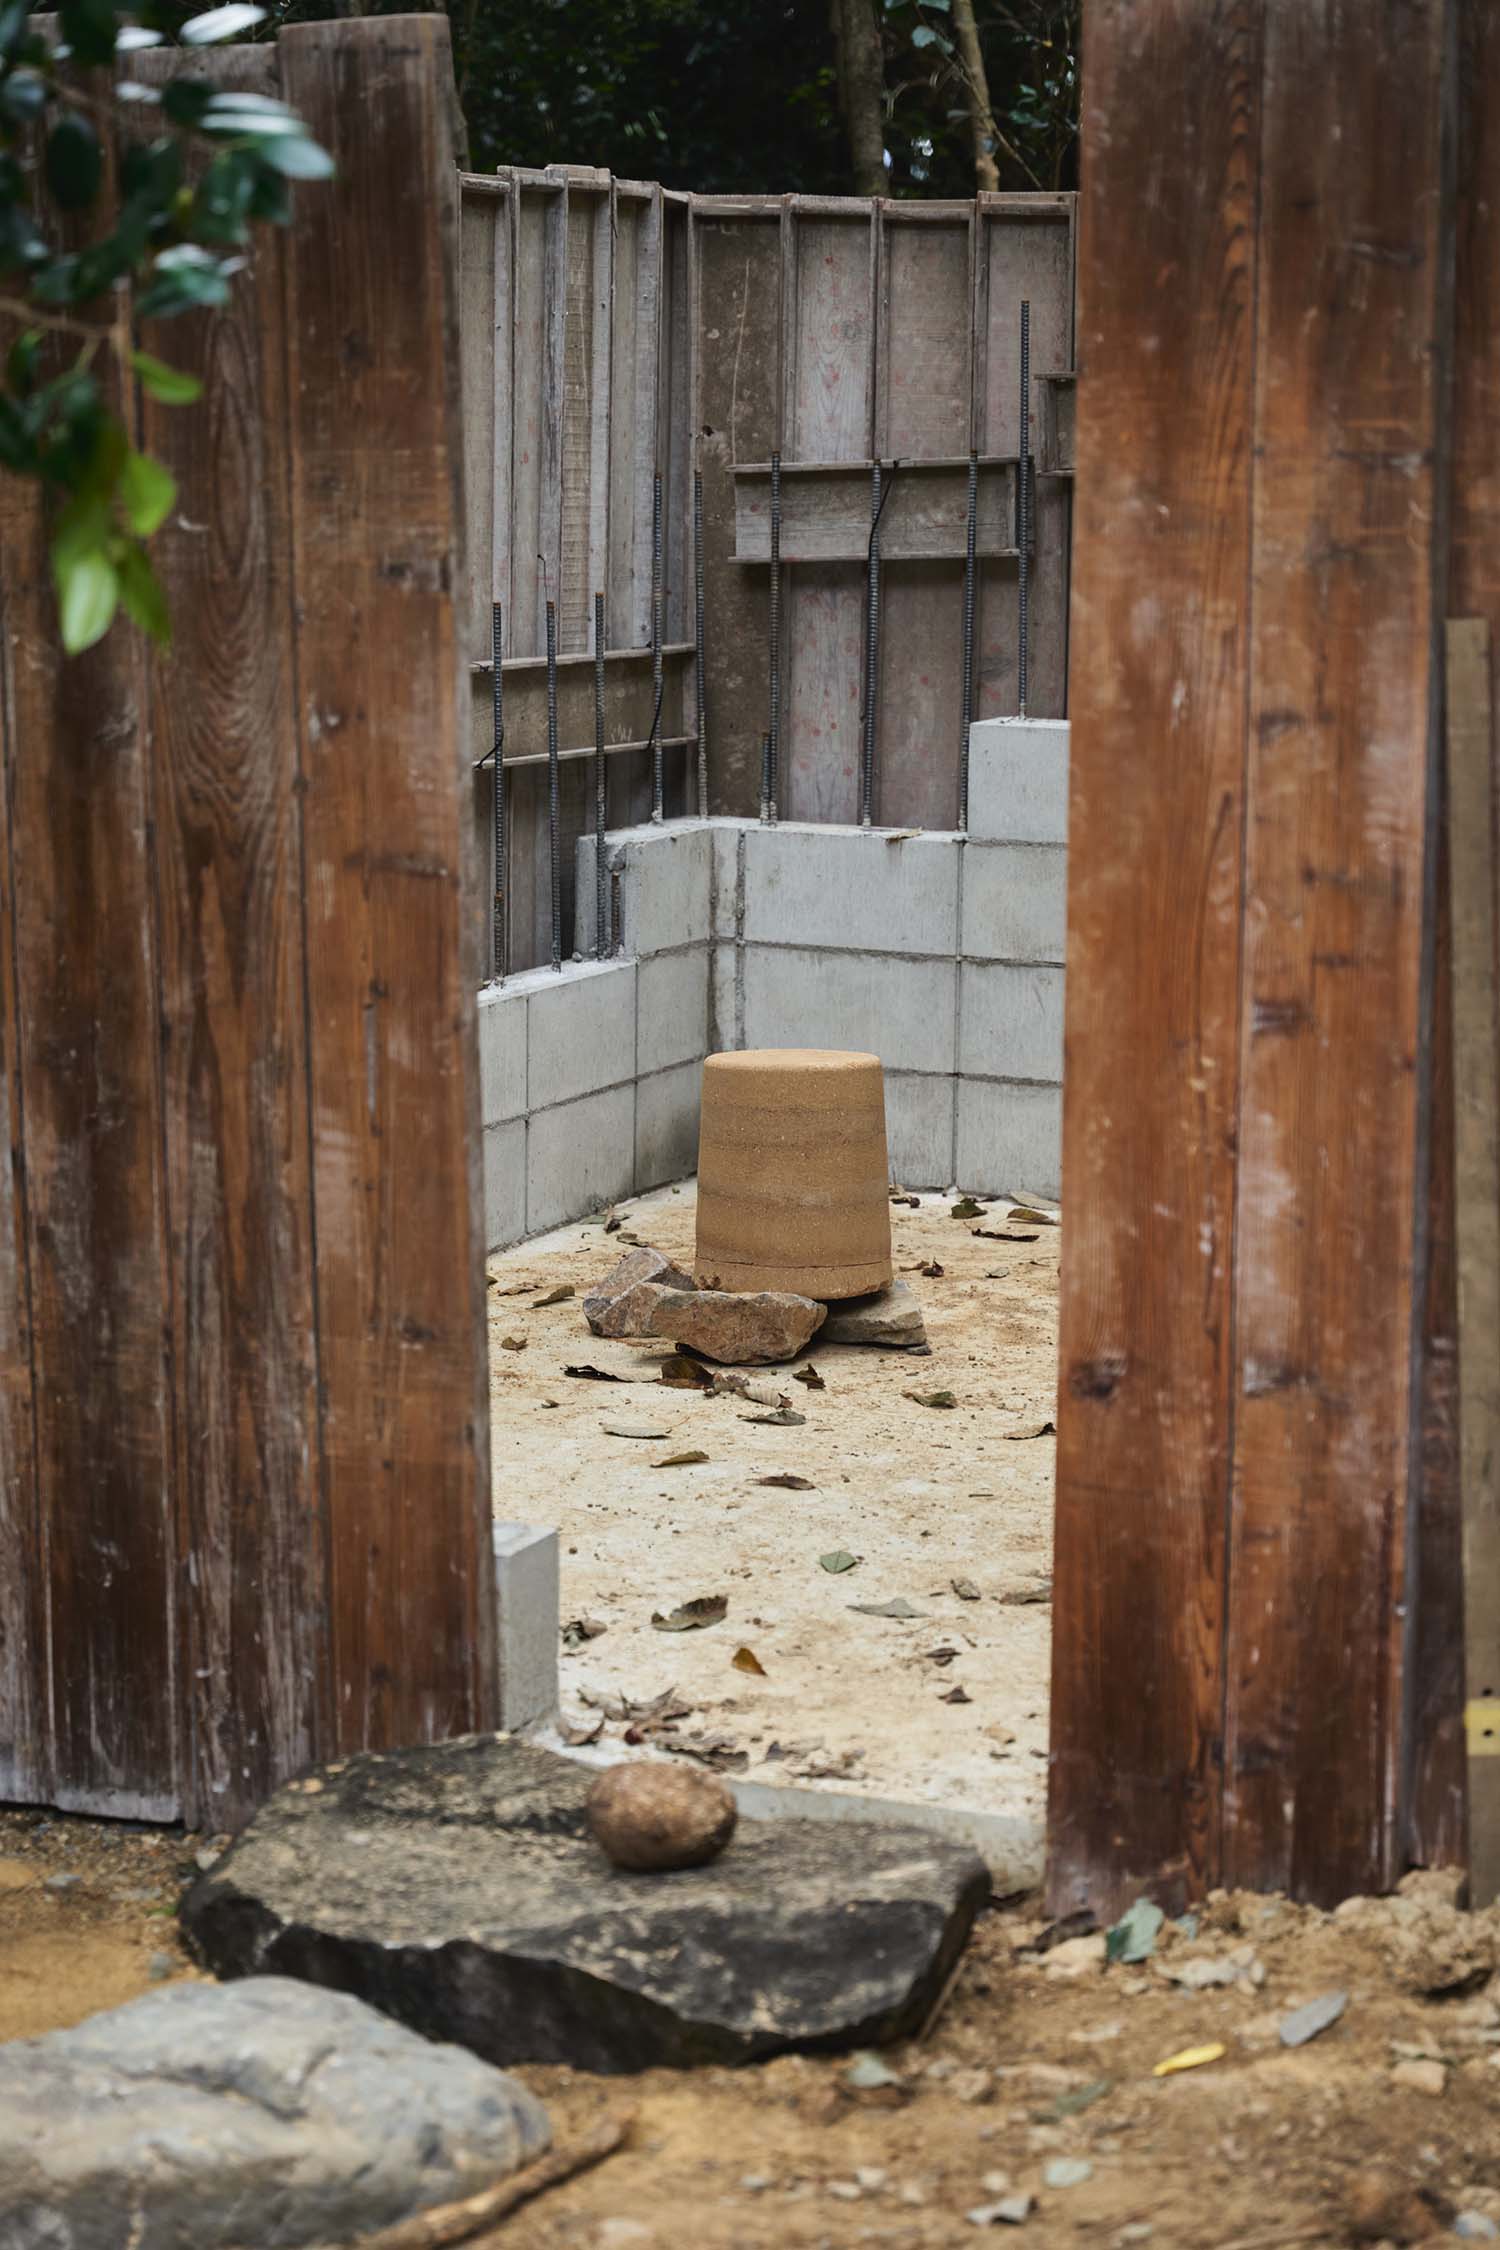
[0,206,47,278]
[180,3,266,43]
[253,133,334,182]
[1105,1896,1164,1965]
[115,24,165,49]
[162,77,215,129]
[45,113,103,213]
[130,351,202,406]
[0,0,29,56]
[192,148,257,242]
[6,329,40,397]
[54,546,119,655]
[910,23,949,48]
[0,69,49,126]
[58,0,117,67]
[136,248,233,319]
[118,543,171,645]
[118,451,176,538]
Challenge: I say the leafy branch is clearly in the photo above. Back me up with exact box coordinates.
[0,0,332,653]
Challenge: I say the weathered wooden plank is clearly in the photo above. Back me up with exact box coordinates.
[0,87,179,1818]
[508,179,559,658]
[468,645,695,766]
[735,457,1018,563]
[280,15,496,1756]
[459,183,498,662]
[1221,0,1450,1903]
[1048,0,1260,1916]
[696,211,782,814]
[135,43,326,1827]
[1445,620,1500,1901]
[560,185,598,651]
[0,466,45,1808]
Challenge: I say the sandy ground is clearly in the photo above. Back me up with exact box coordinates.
[5,1816,1500,2250]
[487,1183,1059,1823]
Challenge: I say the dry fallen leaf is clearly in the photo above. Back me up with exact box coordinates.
[601,1420,671,1440]
[952,1577,982,1601]
[820,1550,859,1574]
[942,1685,972,1705]
[655,1449,711,1468]
[950,1196,987,1220]
[1008,1204,1060,1228]
[741,1407,807,1426]
[793,1365,826,1390]
[559,1713,605,1745]
[905,1389,958,1410]
[651,1593,729,1633]
[757,1472,816,1490]
[561,1617,608,1646]
[1153,2043,1226,2078]
[531,1285,575,1309]
[660,1355,714,1390]
[1000,1577,1053,1606]
[1004,1420,1056,1440]
[972,1228,1039,1243]
[500,1334,528,1351]
[850,1597,924,1619]
[890,1190,920,1209]
[563,1363,623,1383]
[732,1645,767,1676]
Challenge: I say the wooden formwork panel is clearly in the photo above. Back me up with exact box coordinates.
[460,174,1077,962]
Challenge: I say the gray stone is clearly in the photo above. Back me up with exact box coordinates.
[645,1286,827,1364]
[0,1976,549,2250]
[821,1279,928,1350]
[584,1245,695,1337]
[181,1736,989,2075]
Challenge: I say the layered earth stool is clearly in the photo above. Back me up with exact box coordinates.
[695,1049,893,1300]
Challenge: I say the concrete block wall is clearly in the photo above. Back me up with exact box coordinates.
[478,722,1069,1248]
[478,819,713,1249]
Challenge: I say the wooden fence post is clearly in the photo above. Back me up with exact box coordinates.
[1050,0,1458,1913]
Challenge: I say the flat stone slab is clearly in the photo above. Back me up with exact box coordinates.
[181,1737,989,2075]
[821,1278,928,1349]
[0,1976,549,2250]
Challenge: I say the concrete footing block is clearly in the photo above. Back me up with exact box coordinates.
[960,962,1065,1085]
[636,1062,702,1191]
[493,1523,559,1730]
[483,1118,526,1251]
[961,841,1067,964]
[576,820,713,959]
[526,1083,635,1236]
[885,1071,956,1189]
[741,823,961,955]
[956,1079,1062,1199]
[967,718,1069,844]
[742,946,958,1076]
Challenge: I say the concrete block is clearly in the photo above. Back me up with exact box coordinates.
[493,1522,559,1729]
[483,1117,526,1251]
[638,946,710,1077]
[961,842,1068,964]
[960,962,1065,1085]
[955,1079,1062,1199]
[742,823,960,955]
[635,1062,702,1192]
[967,718,1069,844]
[709,941,739,1053]
[711,821,750,940]
[576,820,713,959]
[526,1082,635,1235]
[742,946,957,1076]
[884,1071,955,1189]
[477,981,527,1125]
[526,957,636,1112]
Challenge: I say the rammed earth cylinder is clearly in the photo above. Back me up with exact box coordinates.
[694,1049,894,1300]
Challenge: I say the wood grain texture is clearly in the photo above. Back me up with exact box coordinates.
[137,43,326,1828]
[281,15,496,1756]
[0,94,178,1818]
[1444,620,1500,1899]
[1048,0,1260,1917]
[1221,0,1450,1902]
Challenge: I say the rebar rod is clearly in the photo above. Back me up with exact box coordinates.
[860,457,883,829]
[1017,298,1031,719]
[649,469,665,822]
[490,600,507,980]
[545,597,562,970]
[593,590,608,959]
[960,446,979,828]
[766,449,782,823]
[693,468,708,820]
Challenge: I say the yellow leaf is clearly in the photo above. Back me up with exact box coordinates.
[1153,2043,1226,2078]
[733,1646,767,1676]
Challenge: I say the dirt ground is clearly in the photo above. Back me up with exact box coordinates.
[4,1814,1500,2250]
[487,1182,1058,1824]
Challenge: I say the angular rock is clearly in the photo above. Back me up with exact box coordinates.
[181,1736,989,2075]
[584,1245,695,1337]
[0,1976,549,2250]
[820,1280,928,1351]
[643,1286,827,1365]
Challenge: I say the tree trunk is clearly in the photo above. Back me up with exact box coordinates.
[952,0,1001,192]
[831,0,886,198]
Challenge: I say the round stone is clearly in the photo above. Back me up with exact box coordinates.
[585,1761,738,1873]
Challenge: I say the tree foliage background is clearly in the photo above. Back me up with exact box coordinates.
[280,0,1080,200]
